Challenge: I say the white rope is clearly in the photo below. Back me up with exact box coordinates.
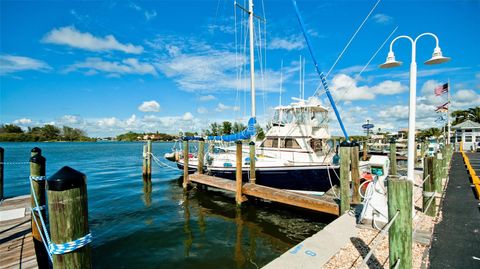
[357,210,400,269]
[325,0,382,78]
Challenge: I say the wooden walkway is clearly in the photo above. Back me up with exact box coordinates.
[0,195,38,269]
[189,174,340,215]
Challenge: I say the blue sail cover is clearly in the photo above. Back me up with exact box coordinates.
[207,117,256,142]
[180,117,256,141]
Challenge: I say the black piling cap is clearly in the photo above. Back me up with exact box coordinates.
[31,147,42,155]
[47,166,86,191]
[199,138,205,142]
[351,140,360,147]
[249,141,255,146]
[339,141,351,147]
[30,154,46,165]
[389,137,397,144]
[236,140,242,145]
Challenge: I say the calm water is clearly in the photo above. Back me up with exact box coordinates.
[1,142,334,268]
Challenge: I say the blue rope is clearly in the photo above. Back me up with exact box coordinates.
[29,176,93,258]
[49,233,93,255]
[291,0,350,141]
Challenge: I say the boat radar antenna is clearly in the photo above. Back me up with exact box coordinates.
[291,0,349,141]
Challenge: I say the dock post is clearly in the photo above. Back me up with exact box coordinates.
[350,142,360,204]
[389,138,397,175]
[236,141,243,206]
[362,141,367,161]
[147,140,152,178]
[249,141,256,184]
[47,166,92,269]
[435,152,443,193]
[0,147,3,200]
[432,158,441,194]
[441,146,447,179]
[339,141,351,214]
[388,175,412,269]
[423,157,436,216]
[183,140,189,189]
[197,139,205,174]
[30,147,49,268]
[142,144,148,179]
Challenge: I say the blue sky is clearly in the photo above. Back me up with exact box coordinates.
[1,0,479,137]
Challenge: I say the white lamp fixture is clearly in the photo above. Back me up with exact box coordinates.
[380,51,402,69]
[425,47,451,65]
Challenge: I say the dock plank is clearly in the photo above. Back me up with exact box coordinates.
[0,195,38,269]
[189,174,339,215]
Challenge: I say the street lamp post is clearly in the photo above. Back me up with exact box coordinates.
[380,33,450,182]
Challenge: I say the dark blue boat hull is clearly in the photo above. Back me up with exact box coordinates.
[177,163,340,192]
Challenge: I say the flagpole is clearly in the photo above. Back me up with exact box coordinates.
[447,78,451,145]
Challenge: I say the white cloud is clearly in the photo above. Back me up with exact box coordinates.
[182,112,194,121]
[145,10,157,20]
[0,54,51,75]
[269,35,305,51]
[42,26,143,54]
[59,115,82,124]
[330,74,407,101]
[13,118,32,125]
[138,100,160,112]
[67,57,157,76]
[372,13,393,24]
[197,107,208,114]
[199,94,216,101]
[452,89,480,108]
[215,103,240,112]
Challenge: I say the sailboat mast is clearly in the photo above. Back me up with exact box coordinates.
[249,0,256,118]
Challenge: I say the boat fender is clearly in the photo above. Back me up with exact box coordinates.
[332,154,340,165]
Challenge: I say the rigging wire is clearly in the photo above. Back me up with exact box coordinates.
[324,0,382,79]
[316,26,398,113]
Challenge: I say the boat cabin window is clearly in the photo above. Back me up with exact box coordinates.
[310,139,323,151]
[281,138,301,149]
[261,138,279,148]
[371,166,384,176]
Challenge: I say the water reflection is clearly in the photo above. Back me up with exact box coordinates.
[170,181,333,268]
[142,180,152,207]
[183,192,193,257]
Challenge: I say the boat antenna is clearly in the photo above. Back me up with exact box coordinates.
[291,0,349,140]
[279,59,283,106]
[248,0,256,119]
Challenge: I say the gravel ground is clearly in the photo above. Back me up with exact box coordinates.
[322,170,448,269]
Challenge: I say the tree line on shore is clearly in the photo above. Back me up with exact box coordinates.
[0,124,95,142]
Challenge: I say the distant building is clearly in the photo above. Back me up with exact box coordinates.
[452,120,480,151]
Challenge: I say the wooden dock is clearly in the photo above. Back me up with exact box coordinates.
[0,195,38,269]
[189,174,340,216]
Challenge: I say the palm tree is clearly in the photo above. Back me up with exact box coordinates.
[451,106,479,125]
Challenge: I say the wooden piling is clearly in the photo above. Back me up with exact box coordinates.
[0,147,3,200]
[249,141,256,184]
[388,175,412,269]
[350,142,360,204]
[197,139,205,174]
[423,157,436,217]
[339,142,351,215]
[29,147,49,268]
[389,139,397,175]
[47,166,92,269]
[142,145,148,179]
[146,140,152,178]
[183,140,189,189]
[236,141,243,206]
[432,158,441,193]
[362,141,367,161]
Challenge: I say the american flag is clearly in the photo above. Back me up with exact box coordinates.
[434,83,449,96]
[435,101,450,112]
